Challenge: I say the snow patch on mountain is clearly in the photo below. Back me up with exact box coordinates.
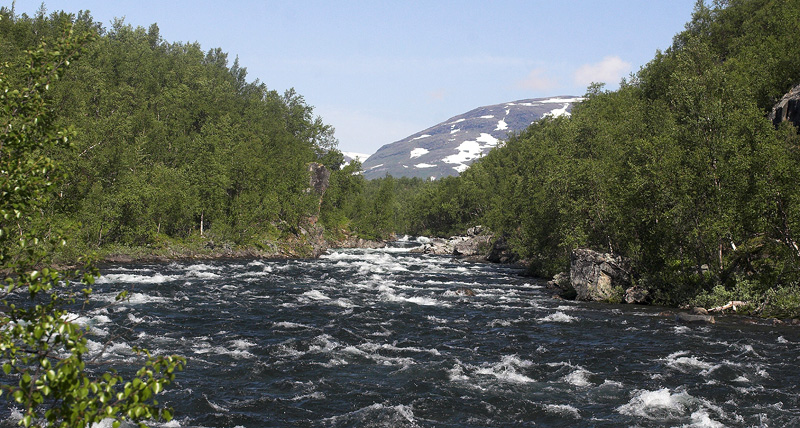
[476,133,499,146]
[342,151,371,163]
[410,148,429,158]
[543,103,572,118]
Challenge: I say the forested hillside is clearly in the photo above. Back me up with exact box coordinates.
[399,0,800,314]
[0,8,385,257]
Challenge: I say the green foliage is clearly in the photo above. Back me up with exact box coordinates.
[0,17,184,427]
[397,0,800,310]
[0,9,340,251]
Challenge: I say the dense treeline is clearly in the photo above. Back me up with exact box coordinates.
[1,7,358,256]
[400,0,800,314]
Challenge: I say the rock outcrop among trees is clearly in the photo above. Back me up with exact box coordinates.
[770,83,800,128]
[569,249,632,302]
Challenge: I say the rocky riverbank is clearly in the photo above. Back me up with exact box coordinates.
[408,226,519,264]
[95,226,386,264]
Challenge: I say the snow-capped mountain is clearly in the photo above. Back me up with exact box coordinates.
[341,151,371,165]
[361,96,582,180]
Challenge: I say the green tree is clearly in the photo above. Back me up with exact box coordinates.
[0,20,184,427]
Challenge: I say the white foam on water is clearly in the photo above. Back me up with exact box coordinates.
[731,343,759,356]
[323,403,416,425]
[476,355,535,384]
[94,292,170,305]
[186,270,221,279]
[680,409,726,427]
[302,290,330,301]
[361,342,440,356]
[332,298,355,308]
[600,379,624,388]
[777,336,789,343]
[273,321,313,329]
[96,273,179,284]
[308,334,340,354]
[664,351,719,375]
[85,339,134,359]
[544,404,581,419]
[127,313,146,324]
[89,419,123,428]
[125,292,169,304]
[289,391,325,401]
[185,263,218,271]
[563,367,593,387]
[379,286,449,307]
[616,388,695,420]
[426,315,449,324]
[63,311,110,337]
[204,394,229,412]
[673,325,692,334]
[538,311,577,323]
[104,266,153,272]
[448,363,470,382]
[488,318,512,327]
[230,339,255,350]
[193,344,255,360]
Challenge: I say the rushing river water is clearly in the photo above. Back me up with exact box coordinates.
[9,242,800,427]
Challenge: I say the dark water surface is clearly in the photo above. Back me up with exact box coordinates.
[12,242,800,427]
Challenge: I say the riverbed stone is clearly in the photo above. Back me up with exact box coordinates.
[570,248,632,302]
[624,285,649,304]
[676,312,716,324]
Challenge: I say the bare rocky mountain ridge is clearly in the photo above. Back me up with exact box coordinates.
[361,96,582,180]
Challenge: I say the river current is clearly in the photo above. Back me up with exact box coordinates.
[10,242,800,427]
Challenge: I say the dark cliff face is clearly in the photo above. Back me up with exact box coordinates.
[770,83,800,128]
[362,96,581,180]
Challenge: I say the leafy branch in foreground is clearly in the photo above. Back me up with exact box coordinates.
[0,18,184,427]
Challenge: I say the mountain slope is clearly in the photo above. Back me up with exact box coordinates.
[362,96,581,179]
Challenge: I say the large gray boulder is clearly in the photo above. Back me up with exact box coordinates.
[769,83,800,128]
[484,235,517,264]
[570,249,632,302]
[453,235,492,256]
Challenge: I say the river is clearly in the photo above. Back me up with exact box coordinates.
[12,242,800,427]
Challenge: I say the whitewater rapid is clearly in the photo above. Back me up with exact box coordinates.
[5,243,798,427]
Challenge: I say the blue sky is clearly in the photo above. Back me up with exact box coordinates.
[11,1,700,155]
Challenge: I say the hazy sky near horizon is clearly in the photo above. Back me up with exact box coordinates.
[12,0,699,154]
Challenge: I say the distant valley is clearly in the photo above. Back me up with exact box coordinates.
[360,96,582,180]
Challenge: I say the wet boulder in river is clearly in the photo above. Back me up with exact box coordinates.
[676,312,716,324]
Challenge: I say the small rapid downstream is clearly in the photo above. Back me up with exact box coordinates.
[8,242,799,427]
